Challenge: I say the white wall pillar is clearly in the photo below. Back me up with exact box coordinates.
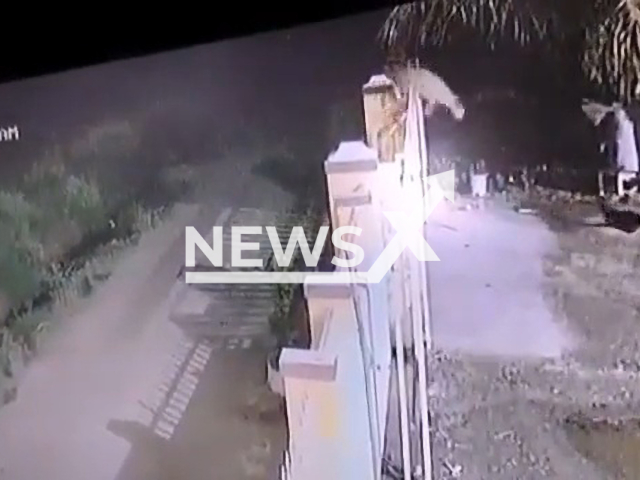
[280,347,339,480]
[291,281,378,480]
[362,74,403,163]
[325,141,392,463]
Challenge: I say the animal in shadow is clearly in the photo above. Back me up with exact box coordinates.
[596,195,640,233]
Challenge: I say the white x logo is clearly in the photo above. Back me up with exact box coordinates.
[383,209,435,262]
[365,170,454,283]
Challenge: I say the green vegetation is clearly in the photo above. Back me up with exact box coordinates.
[266,207,326,350]
[0,119,191,400]
[253,143,329,374]
[267,274,299,349]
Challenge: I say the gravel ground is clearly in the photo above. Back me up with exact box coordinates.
[428,188,640,480]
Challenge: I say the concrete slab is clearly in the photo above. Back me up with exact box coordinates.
[427,199,573,358]
[113,349,286,480]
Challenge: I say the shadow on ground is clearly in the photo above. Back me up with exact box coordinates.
[110,348,286,480]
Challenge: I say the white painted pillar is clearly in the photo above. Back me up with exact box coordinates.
[324,141,391,475]
[280,281,379,480]
[362,74,403,163]
[280,347,339,480]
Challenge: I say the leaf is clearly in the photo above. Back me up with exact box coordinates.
[381,0,640,102]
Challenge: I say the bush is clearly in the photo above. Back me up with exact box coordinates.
[0,114,185,341]
[266,208,325,346]
[0,161,115,315]
[20,161,69,213]
[8,309,48,350]
[0,235,40,308]
[0,191,45,263]
[64,175,108,232]
[0,190,45,309]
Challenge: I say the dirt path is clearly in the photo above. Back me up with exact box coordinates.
[113,348,286,480]
[0,203,206,480]
[0,157,294,480]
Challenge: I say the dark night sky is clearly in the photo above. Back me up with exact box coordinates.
[0,8,601,180]
[0,10,386,146]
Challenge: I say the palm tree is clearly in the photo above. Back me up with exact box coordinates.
[380,0,640,102]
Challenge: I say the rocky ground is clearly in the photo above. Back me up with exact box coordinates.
[429,188,640,480]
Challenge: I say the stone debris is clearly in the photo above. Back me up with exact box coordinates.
[429,188,640,479]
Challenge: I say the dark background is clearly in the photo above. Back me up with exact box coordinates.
[0,2,608,184]
[0,7,391,185]
[0,4,395,82]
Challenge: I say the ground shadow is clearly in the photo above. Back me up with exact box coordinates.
[107,347,288,480]
[108,419,178,480]
[564,412,640,479]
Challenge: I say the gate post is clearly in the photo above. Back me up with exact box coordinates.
[324,141,393,478]
[279,345,339,480]
[362,74,402,163]
[324,141,379,232]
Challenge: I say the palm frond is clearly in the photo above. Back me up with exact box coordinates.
[381,0,640,102]
[380,0,562,51]
[582,0,640,101]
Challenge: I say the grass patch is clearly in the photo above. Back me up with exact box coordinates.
[0,117,185,403]
[266,207,326,349]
